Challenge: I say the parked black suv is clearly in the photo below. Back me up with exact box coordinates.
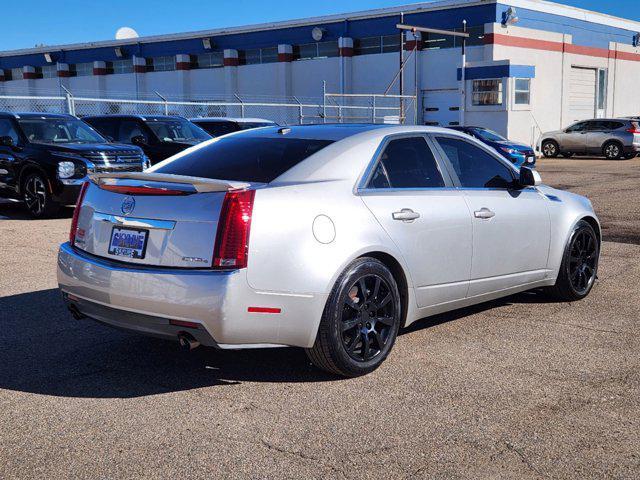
[84,115,211,164]
[0,112,147,218]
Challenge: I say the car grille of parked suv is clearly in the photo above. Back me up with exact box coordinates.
[82,151,144,173]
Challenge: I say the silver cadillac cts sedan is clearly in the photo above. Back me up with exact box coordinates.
[57,124,600,377]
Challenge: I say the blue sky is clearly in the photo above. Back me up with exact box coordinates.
[5,0,639,51]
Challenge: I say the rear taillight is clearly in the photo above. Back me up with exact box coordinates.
[213,190,255,269]
[626,127,640,134]
[70,181,89,245]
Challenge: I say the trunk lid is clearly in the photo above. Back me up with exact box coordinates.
[74,173,255,268]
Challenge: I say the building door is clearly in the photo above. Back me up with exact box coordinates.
[422,89,460,127]
[567,67,597,123]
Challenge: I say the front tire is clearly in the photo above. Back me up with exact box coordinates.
[22,172,59,218]
[547,220,599,301]
[306,257,402,377]
[542,140,559,158]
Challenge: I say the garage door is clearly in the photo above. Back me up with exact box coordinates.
[422,89,460,126]
[567,67,597,123]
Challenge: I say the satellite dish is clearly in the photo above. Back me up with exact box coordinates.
[115,27,139,40]
[311,27,324,42]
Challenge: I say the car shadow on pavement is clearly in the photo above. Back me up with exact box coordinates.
[0,289,337,399]
[0,200,74,220]
[0,288,558,398]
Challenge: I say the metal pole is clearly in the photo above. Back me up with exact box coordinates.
[293,95,303,124]
[234,94,245,118]
[460,20,467,127]
[399,12,404,123]
[154,91,168,115]
[61,85,74,115]
[372,95,376,123]
[322,80,327,124]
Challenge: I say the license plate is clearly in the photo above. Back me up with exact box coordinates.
[108,227,149,259]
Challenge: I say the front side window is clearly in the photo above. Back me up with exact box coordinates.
[18,118,106,144]
[435,136,514,189]
[145,118,210,142]
[566,121,588,133]
[368,137,445,189]
[118,120,147,143]
[472,79,503,106]
[151,136,334,183]
[0,119,20,145]
[514,78,531,105]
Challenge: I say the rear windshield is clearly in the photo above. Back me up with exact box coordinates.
[152,136,334,183]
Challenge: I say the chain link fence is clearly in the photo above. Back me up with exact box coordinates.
[0,92,417,126]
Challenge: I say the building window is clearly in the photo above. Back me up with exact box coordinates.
[381,35,400,53]
[10,68,23,81]
[240,49,261,65]
[354,37,382,55]
[472,79,503,106]
[293,43,318,61]
[150,56,175,72]
[109,59,133,74]
[317,41,339,58]
[194,52,223,69]
[597,69,607,110]
[260,47,279,63]
[72,62,94,77]
[41,64,57,78]
[514,78,531,105]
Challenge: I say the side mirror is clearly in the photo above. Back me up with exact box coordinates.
[131,135,147,146]
[519,166,541,187]
[0,136,14,147]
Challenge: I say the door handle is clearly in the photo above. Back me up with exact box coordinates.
[474,208,495,219]
[392,208,420,222]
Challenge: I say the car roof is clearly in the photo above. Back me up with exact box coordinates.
[190,117,276,123]
[83,114,187,121]
[0,111,76,120]
[229,123,468,142]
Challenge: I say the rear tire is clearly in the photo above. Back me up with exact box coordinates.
[305,257,402,377]
[542,140,559,158]
[603,141,623,160]
[547,220,599,301]
[560,152,573,158]
[623,153,636,160]
[22,172,59,219]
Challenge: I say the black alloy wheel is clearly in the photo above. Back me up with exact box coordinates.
[341,274,395,362]
[547,220,599,301]
[22,173,58,218]
[567,228,598,296]
[306,257,401,377]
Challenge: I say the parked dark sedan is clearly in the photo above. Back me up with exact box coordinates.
[448,126,536,167]
[0,112,146,217]
[84,115,211,164]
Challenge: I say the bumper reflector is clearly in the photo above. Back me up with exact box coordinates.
[247,307,281,314]
[169,319,200,329]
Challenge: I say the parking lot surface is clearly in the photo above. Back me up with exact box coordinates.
[0,158,638,479]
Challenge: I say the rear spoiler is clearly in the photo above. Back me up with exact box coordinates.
[90,172,251,193]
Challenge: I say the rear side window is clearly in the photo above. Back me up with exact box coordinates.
[435,136,514,189]
[86,118,118,140]
[368,137,445,189]
[153,136,334,183]
[196,121,239,137]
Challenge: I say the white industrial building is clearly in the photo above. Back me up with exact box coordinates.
[1,0,640,144]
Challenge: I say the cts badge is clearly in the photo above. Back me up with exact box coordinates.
[121,196,136,215]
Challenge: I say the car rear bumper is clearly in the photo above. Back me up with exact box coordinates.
[57,242,327,349]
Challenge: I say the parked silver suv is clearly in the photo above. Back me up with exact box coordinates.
[539,118,640,160]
